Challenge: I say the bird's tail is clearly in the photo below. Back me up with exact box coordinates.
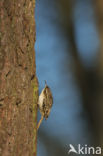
[37,115,44,130]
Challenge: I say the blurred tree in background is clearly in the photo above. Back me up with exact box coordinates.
[94,0,103,146]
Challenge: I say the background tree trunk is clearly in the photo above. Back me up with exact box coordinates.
[94,0,103,145]
[0,0,38,155]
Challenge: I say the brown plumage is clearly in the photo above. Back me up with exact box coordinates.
[37,81,53,130]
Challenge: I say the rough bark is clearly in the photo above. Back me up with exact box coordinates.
[0,0,38,155]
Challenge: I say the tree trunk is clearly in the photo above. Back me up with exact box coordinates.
[94,0,103,145]
[0,0,38,155]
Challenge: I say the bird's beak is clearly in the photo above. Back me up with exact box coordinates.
[45,80,47,86]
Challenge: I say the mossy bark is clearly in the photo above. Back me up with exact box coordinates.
[0,0,38,155]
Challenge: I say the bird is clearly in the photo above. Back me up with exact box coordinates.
[37,81,53,130]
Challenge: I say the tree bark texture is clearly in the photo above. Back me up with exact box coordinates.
[0,0,38,155]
